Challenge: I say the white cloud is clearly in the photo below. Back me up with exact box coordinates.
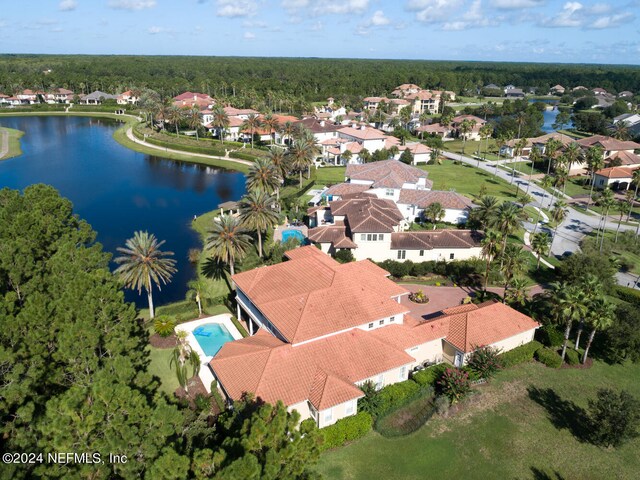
[282,0,310,8]
[243,31,256,39]
[369,10,391,26]
[217,0,257,17]
[540,2,634,29]
[590,12,634,28]
[283,0,369,15]
[59,0,77,11]
[147,26,163,34]
[310,21,323,31]
[243,20,268,28]
[489,0,543,8]
[108,0,156,11]
[442,0,493,30]
[541,2,584,27]
[407,0,465,23]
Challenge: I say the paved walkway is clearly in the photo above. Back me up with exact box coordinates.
[125,127,252,167]
[0,128,7,159]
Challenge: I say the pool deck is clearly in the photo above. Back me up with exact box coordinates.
[273,224,308,242]
[175,314,243,392]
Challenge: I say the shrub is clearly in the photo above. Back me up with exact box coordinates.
[588,388,640,448]
[536,325,564,347]
[377,381,422,415]
[498,341,543,368]
[437,368,471,403]
[613,285,640,306]
[434,395,451,415]
[467,345,502,379]
[194,394,211,412]
[209,380,226,411]
[334,249,355,264]
[565,349,580,366]
[153,315,175,337]
[320,412,373,451]
[411,364,447,387]
[535,347,562,368]
[408,289,429,304]
[358,381,383,417]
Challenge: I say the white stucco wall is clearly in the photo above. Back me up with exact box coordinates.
[392,247,482,263]
[406,338,444,366]
[352,234,393,261]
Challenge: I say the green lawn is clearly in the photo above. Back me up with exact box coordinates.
[499,161,546,176]
[421,159,518,202]
[147,346,180,396]
[317,361,640,480]
[442,138,501,160]
[315,166,346,185]
[0,126,24,160]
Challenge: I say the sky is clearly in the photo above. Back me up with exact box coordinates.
[1,0,639,64]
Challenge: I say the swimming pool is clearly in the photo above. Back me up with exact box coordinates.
[192,323,235,356]
[281,229,306,243]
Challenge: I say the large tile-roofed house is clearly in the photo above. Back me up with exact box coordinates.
[451,115,486,141]
[398,190,475,224]
[210,247,539,427]
[577,135,640,156]
[308,195,482,261]
[500,132,574,158]
[81,90,118,104]
[294,117,341,143]
[438,302,540,367]
[593,166,639,190]
[346,159,432,190]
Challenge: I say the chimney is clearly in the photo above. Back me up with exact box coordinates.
[320,120,325,127]
[360,124,366,131]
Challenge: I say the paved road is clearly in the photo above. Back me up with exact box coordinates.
[0,128,8,159]
[126,127,252,167]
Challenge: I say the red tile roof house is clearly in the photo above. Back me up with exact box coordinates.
[209,246,539,427]
[574,135,640,174]
[307,195,482,261]
[593,166,639,190]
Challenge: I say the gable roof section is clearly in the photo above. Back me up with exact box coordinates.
[232,249,408,344]
[606,150,640,166]
[324,183,370,197]
[346,159,430,189]
[594,166,638,179]
[398,189,474,210]
[329,196,404,233]
[441,302,540,353]
[390,230,483,251]
[338,126,387,141]
[308,225,358,249]
[577,135,640,151]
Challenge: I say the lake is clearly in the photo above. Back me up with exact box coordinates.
[0,115,246,307]
[529,99,574,133]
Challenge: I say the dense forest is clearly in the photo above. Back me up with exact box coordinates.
[1,55,639,102]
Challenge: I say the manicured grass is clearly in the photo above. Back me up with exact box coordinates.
[421,159,518,202]
[314,166,346,185]
[147,346,180,396]
[583,230,640,275]
[317,361,640,480]
[442,138,501,160]
[499,161,546,176]
[0,126,24,160]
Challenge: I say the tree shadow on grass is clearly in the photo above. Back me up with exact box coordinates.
[527,387,591,443]
[530,467,566,480]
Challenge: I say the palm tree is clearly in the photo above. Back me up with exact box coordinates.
[514,111,527,139]
[585,145,605,206]
[212,106,230,144]
[287,135,319,188]
[114,231,177,319]
[562,143,583,189]
[540,175,554,208]
[480,123,494,162]
[238,190,279,258]
[512,138,528,186]
[170,330,201,394]
[268,148,289,197]
[531,232,550,270]
[549,200,568,255]
[424,202,445,228]
[526,147,542,196]
[262,113,280,145]
[481,229,501,290]
[187,106,202,141]
[544,138,562,175]
[552,282,588,362]
[505,277,529,306]
[205,214,251,280]
[500,244,528,303]
[458,119,472,155]
[495,202,523,263]
[280,121,295,146]
[574,274,601,350]
[582,296,615,364]
[628,169,640,223]
[594,188,615,251]
[341,149,353,165]
[187,278,208,317]
[614,198,630,243]
[167,106,184,136]
[611,120,631,141]
[247,158,281,197]
[475,195,500,229]
[242,113,262,148]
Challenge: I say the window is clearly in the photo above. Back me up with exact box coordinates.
[367,234,372,241]
[419,250,424,257]
[360,234,366,241]
[449,253,455,260]
[390,316,395,323]
[397,250,406,260]
[368,322,374,329]
[379,234,384,241]
[324,408,333,424]
[379,319,384,326]
[410,346,419,352]
[399,366,406,380]
[385,189,394,196]
[345,401,355,416]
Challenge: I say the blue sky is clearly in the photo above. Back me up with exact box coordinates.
[1,0,639,64]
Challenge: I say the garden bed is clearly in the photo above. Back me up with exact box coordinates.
[375,394,436,438]
[149,333,178,348]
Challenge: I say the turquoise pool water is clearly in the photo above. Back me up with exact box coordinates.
[192,323,235,356]
[282,229,306,243]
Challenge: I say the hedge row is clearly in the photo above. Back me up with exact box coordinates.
[613,285,640,306]
[565,349,581,366]
[535,347,563,368]
[376,258,484,285]
[536,325,564,347]
[377,381,423,416]
[319,412,373,451]
[498,341,543,368]
[411,364,447,387]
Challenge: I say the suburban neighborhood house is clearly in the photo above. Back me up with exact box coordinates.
[209,246,540,428]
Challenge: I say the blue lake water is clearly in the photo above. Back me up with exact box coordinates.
[0,116,246,306]
[529,99,574,133]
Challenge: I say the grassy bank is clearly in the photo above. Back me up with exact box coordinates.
[317,360,640,480]
[0,126,24,160]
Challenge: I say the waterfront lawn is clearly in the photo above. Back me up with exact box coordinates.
[317,361,640,480]
[421,159,518,201]
[0,127,25,160]
[147,346,180,396]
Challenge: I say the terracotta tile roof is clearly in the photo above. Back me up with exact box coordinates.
[173,91,213,102]
[452,115,486,125]
[210,327,413,408]
[308,225,358,249]
[390,230,484,251]
[294,117,341,133]
[338,126,387,141]
[398,190,474,209]
[594,166,638,179]
[416,123,451,134]
[232,249,408,344]
[577,135,640,152]
[329,196,404,233]
[173,97,211,109]
[346,160,431,189]
[440,301,540,353]
[363,96,388,103]
[400,143,431,155]
[227,116,244,127]
[606,150,640,166]
[324,182,369,196]
[344,142,363,154]
[223,106,259,116]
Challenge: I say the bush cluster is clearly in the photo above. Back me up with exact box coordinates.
[467,346,502,379]
[536,325,564,347]
[535,347,562,368]
[209,380,227,411]
[411,364,447,387]
[613,285,640,306]
[437,368,471,403]
[565,349,581,366]
[498,341,543,368]
[377,381,424,416]
[319,412,373,451]
[376,258,484,285]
